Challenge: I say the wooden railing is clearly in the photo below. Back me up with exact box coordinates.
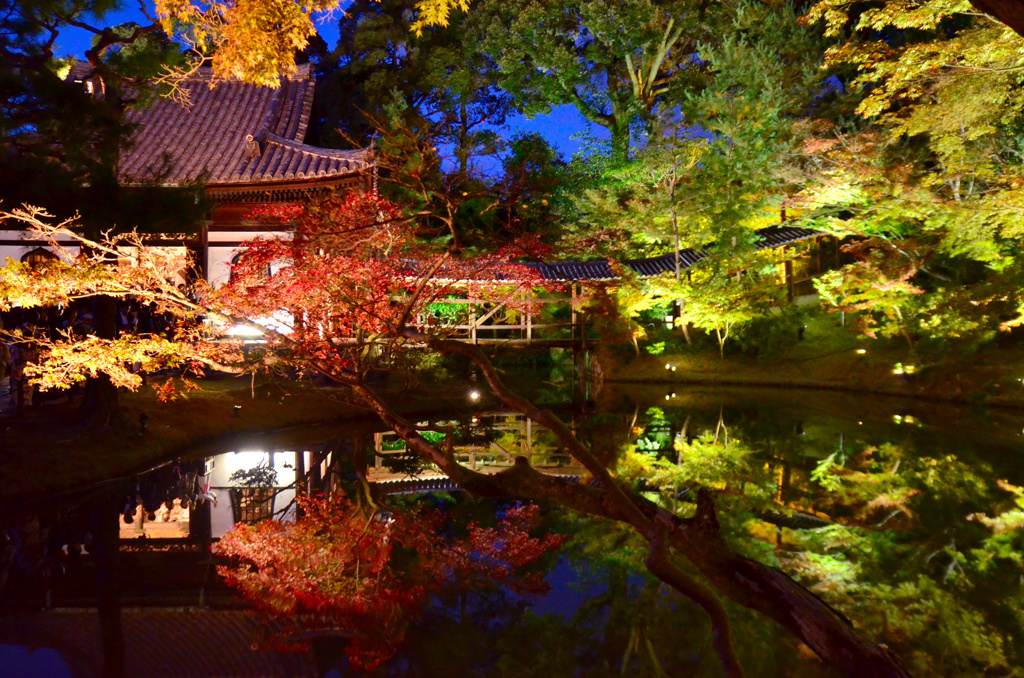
[369,412,585,483]
[413,284,587,345]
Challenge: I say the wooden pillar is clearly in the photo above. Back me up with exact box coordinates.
[571,284,578,341]
[294,450,305,498]
[199,222,209,284]
[191,496,213,547]
[526,289,533,343]
[89,490,125,678]
[573,345,586,403]
[311,453,322,491]
[783,246,794,303]
[470,299,477,345]
[524,418,532,459]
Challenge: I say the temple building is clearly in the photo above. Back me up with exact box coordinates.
[0,63,375,285]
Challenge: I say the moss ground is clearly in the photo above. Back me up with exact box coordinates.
[606,313,1024,409]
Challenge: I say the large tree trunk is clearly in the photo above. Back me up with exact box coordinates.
[340,335,911,678]
[610,125,630,164]
[80,295,119,425]
[970,0,1024,37]
[87,490,125,678]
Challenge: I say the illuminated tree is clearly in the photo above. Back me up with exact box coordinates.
[795,0,1024,349]
[620,416,1024,677]
[155,0,473,84]
[469,0,710,162]
[1,199,911,677]
[215,495,562,670]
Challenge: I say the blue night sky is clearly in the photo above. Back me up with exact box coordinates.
[54,5,605,160]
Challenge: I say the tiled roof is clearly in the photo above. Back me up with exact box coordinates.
[0,608,318,678]
[68,61,95,82]
[118,63,372,187]
[523,226,820,282]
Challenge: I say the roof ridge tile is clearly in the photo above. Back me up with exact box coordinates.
[119,65,372,187]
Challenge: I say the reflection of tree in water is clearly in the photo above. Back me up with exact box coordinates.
[215,494,564,671]
[379,520,834,678]
[620,404,1024,676]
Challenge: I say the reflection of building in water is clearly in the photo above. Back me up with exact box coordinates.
[132,412,591,540]
[0,411,603,675]
[370,412,585,489]
[118,498,191,541]
[207,449,298,537]
[4,411,593,617]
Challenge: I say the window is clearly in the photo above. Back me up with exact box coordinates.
[230,251,272,281]
[229,487,275,523]
[21,248,57,267]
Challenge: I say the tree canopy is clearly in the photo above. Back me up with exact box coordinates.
[10,0,1024,674]
[0,199,911,677]
[215,495,563,670]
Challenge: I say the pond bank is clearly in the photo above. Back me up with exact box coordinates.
[602,325,1024,411]
[0,375,481,505]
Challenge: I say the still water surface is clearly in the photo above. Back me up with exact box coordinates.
[3,383,1024,677]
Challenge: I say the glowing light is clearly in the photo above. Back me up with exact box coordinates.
[230,450,267,474]
[468,390,481,402]
[665,363,672,370]
[225,324,264,337]
[893,415,903,424]
[215,312,291,338]
[856,349,866,354]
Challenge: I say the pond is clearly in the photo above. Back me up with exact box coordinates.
[2,381,1024,677]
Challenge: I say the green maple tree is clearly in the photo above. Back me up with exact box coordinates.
[795,0,1024,350]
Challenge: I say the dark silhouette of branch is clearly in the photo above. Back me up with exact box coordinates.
[970,0,1024,36]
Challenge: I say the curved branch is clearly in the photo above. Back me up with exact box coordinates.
[393,251,451,333]
[411,329,655,529]
[646,520,743,678]
[353,337,910,678]
[969,0,1024,37]
[358,333,907,677]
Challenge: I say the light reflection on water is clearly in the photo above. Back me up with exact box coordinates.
[4,383,1024,676]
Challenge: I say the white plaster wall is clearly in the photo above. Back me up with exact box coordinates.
[207,245,238,289]
[0,230,81,267]
[207,229,292,288]
[207,449,301,537]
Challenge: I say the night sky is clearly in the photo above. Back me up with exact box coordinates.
[55,4,606,159]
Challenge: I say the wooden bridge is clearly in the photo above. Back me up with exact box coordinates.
[367,411,588,492]
[415,226,826,346]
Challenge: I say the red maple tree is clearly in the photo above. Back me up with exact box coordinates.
[0,200,913,677]
[209,192,548,380]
